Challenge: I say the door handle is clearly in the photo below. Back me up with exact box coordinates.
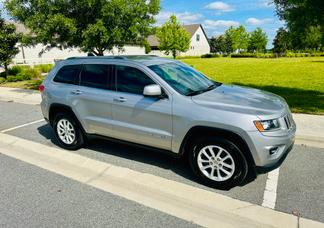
[71,90,82,95]
[113,97,127,103]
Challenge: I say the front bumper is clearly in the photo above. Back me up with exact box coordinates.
[246,129,295,168]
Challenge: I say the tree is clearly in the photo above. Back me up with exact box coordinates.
[303,25,322,50]
[5,0,160,56]
[210,35,232,54]
[248,28,268,52]
[224,26,249,52]
[0,14,20,77]
[272,27,292,54]
[156,15,190,59]
[273,0,324,49]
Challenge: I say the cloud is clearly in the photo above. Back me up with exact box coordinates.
[204,1,234,13]
[156,11,203,25]
[204,19,239,29]
[245,17,273,26]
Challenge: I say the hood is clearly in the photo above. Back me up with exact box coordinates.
[191,84,288,118]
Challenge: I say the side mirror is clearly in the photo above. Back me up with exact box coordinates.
[143,84,162,97]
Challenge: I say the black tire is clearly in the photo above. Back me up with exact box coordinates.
[53,113,84,150]
[189,137,248,190]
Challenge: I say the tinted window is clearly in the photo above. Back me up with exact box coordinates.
[149,62,214,95]
[80,64,111,90]
[116,66,155,95]
[54,65,81,84]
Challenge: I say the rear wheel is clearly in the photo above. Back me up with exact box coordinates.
[189,137,248,189]
[53,113,84,150]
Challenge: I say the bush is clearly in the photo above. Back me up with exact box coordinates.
[0,77,6,84]
[6,76,20,82]
[230,53,257,58]
[201,53,221,58]
[8,65,30,76]
[17,67,41,80]
[34,64,53,73]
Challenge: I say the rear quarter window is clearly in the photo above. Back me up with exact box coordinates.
[53,65,82,85]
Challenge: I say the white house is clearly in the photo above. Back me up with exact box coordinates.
[147,24,210,57]
[8,22,145,65]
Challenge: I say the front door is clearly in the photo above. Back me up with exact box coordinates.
[111,64,172,150]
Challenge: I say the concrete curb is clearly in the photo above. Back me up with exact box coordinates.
[0,133,323,228]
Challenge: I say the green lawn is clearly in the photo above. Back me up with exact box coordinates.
[181,57,324,115]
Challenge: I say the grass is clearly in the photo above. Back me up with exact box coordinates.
[181,57,324,115]
[0,77,45,90]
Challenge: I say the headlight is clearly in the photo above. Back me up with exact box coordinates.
[254,119,280,132]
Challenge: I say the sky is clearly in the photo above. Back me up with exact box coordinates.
[0,0,284,48]
[156,0,285,48]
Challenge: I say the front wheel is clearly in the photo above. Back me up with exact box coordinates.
[189,138,248,189]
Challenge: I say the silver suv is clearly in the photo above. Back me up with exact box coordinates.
[40,55,296,189]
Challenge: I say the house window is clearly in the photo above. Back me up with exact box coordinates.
[196,34,200,42]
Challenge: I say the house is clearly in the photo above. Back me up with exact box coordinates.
[147,24,210,57]
[7,22,145,65]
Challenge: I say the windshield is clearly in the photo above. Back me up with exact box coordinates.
[149,62,217,96]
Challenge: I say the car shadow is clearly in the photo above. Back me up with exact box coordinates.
[232,82,324,114]
[37,123,257,190]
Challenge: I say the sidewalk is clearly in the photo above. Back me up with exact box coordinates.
[0,86,323,148]
[0,87,40,105]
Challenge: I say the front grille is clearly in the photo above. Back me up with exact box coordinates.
[284,114,293,129]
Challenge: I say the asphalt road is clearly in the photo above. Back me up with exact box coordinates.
[0,100,323,225]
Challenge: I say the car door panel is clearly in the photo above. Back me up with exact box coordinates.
[111,65,173,150]
[70,64,115,137]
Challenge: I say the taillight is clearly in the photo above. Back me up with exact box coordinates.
[39,84,45,92]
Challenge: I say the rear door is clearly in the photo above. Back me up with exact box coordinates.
[70,64,116,137]
[111,64,173,150]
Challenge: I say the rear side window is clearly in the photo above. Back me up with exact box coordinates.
[80,64,112,90]
[116,65,155,95]
[53,65,82,85]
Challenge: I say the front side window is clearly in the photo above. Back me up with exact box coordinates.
[196,34,200,42]
[149,62,216,96]
[54,65,82,85]
[80,64,111,90]
[116,65,155,95]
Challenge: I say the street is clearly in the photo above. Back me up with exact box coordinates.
[0,100,324,226]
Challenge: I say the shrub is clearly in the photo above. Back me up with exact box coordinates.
[6,76,20,82]
[8,65,30,76]
[34,64,54,73]
[201,53,221,58]
[230,53,257,58]
[17,67,41,80]
[0,77,6,84]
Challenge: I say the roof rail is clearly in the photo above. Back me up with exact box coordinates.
[66,55,158,60]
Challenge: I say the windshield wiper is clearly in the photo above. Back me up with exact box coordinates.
[186,84,217,96]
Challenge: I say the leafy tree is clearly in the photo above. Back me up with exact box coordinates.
[303,25,322,50]
[272,27,292,53]
[273,0,324,49]
[210,35,232,54]
[156,15,190,59]
[5,0,160,56]
[224,26,249,52]
[0,14,20,77]
[143,39,151,54]
[248,28,268,52]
